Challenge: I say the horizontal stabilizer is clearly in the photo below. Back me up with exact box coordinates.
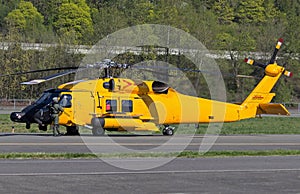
[257,103,290,116]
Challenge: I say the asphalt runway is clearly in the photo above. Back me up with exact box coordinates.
[0,134,300,153]
[1,134,300,193]
[0,156,299,193]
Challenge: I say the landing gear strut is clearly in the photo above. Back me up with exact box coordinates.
[38,124,47,131]
[65,126,80,136]
[162,125,175,136]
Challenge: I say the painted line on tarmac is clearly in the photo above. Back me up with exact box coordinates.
[0,168,300,176]
[1,143,300,146]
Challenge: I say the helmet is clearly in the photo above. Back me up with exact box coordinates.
[52,97,59,103]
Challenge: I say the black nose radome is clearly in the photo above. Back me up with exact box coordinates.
[10,112,25,122]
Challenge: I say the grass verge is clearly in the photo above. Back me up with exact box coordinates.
[175,117,300,134]
[1,114,299,134]
[1,150,300,159]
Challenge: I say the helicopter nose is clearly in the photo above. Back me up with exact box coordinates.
[10,112,25,122]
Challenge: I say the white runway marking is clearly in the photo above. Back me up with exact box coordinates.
[0,168,300,176]
[1,142,300,146]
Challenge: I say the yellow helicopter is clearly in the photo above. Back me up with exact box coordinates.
[10,38,292,136]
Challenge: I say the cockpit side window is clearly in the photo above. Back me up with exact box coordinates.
[59,94,72,108]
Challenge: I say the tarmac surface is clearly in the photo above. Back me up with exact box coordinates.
[0,156,299,193]
[0,134,300,193]
[0,134,300,153]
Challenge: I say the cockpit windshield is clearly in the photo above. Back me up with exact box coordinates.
[35,92,55,104]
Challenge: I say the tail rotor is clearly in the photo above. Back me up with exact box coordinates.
[244,38,292,78]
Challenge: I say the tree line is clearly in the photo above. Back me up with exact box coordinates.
[0,0,299,103]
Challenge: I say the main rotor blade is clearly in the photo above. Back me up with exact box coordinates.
[21,69,78,85]
[269,38,283,64]
[0,66,78,77]
[236,74,259,79]
[132,65,259,79]
[131,65,223,75]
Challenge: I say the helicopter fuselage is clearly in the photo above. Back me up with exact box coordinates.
[9,38,292,136]
[10,69,290,136]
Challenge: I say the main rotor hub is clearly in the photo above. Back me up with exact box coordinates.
[87,59,131,78]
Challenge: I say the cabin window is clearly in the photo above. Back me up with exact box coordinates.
[122,100,133,112]
[106,99,117,112]
[59,94,72,108]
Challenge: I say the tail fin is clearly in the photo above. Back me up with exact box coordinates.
[241,71,290,116]
[241,71,281,105]
[241,38,292,116]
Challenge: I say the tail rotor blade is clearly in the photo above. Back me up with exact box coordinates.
[283,70,293,77]
[269,38,283,64]
[244,58,266,68]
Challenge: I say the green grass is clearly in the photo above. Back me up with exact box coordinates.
[1,150,300,159]
[0,114,41,133]
[1,115,299,159]
[175,117,300,135]
[1,114,299,134]
[0,152,97,159]
[177,150,300,157]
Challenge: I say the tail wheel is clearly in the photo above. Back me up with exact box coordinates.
[162,125,175,136]
[91,118,105,136]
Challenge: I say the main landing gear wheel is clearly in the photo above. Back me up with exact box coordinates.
[92,127,105,136]
[91,117,105,136]
[162,125,175,136]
